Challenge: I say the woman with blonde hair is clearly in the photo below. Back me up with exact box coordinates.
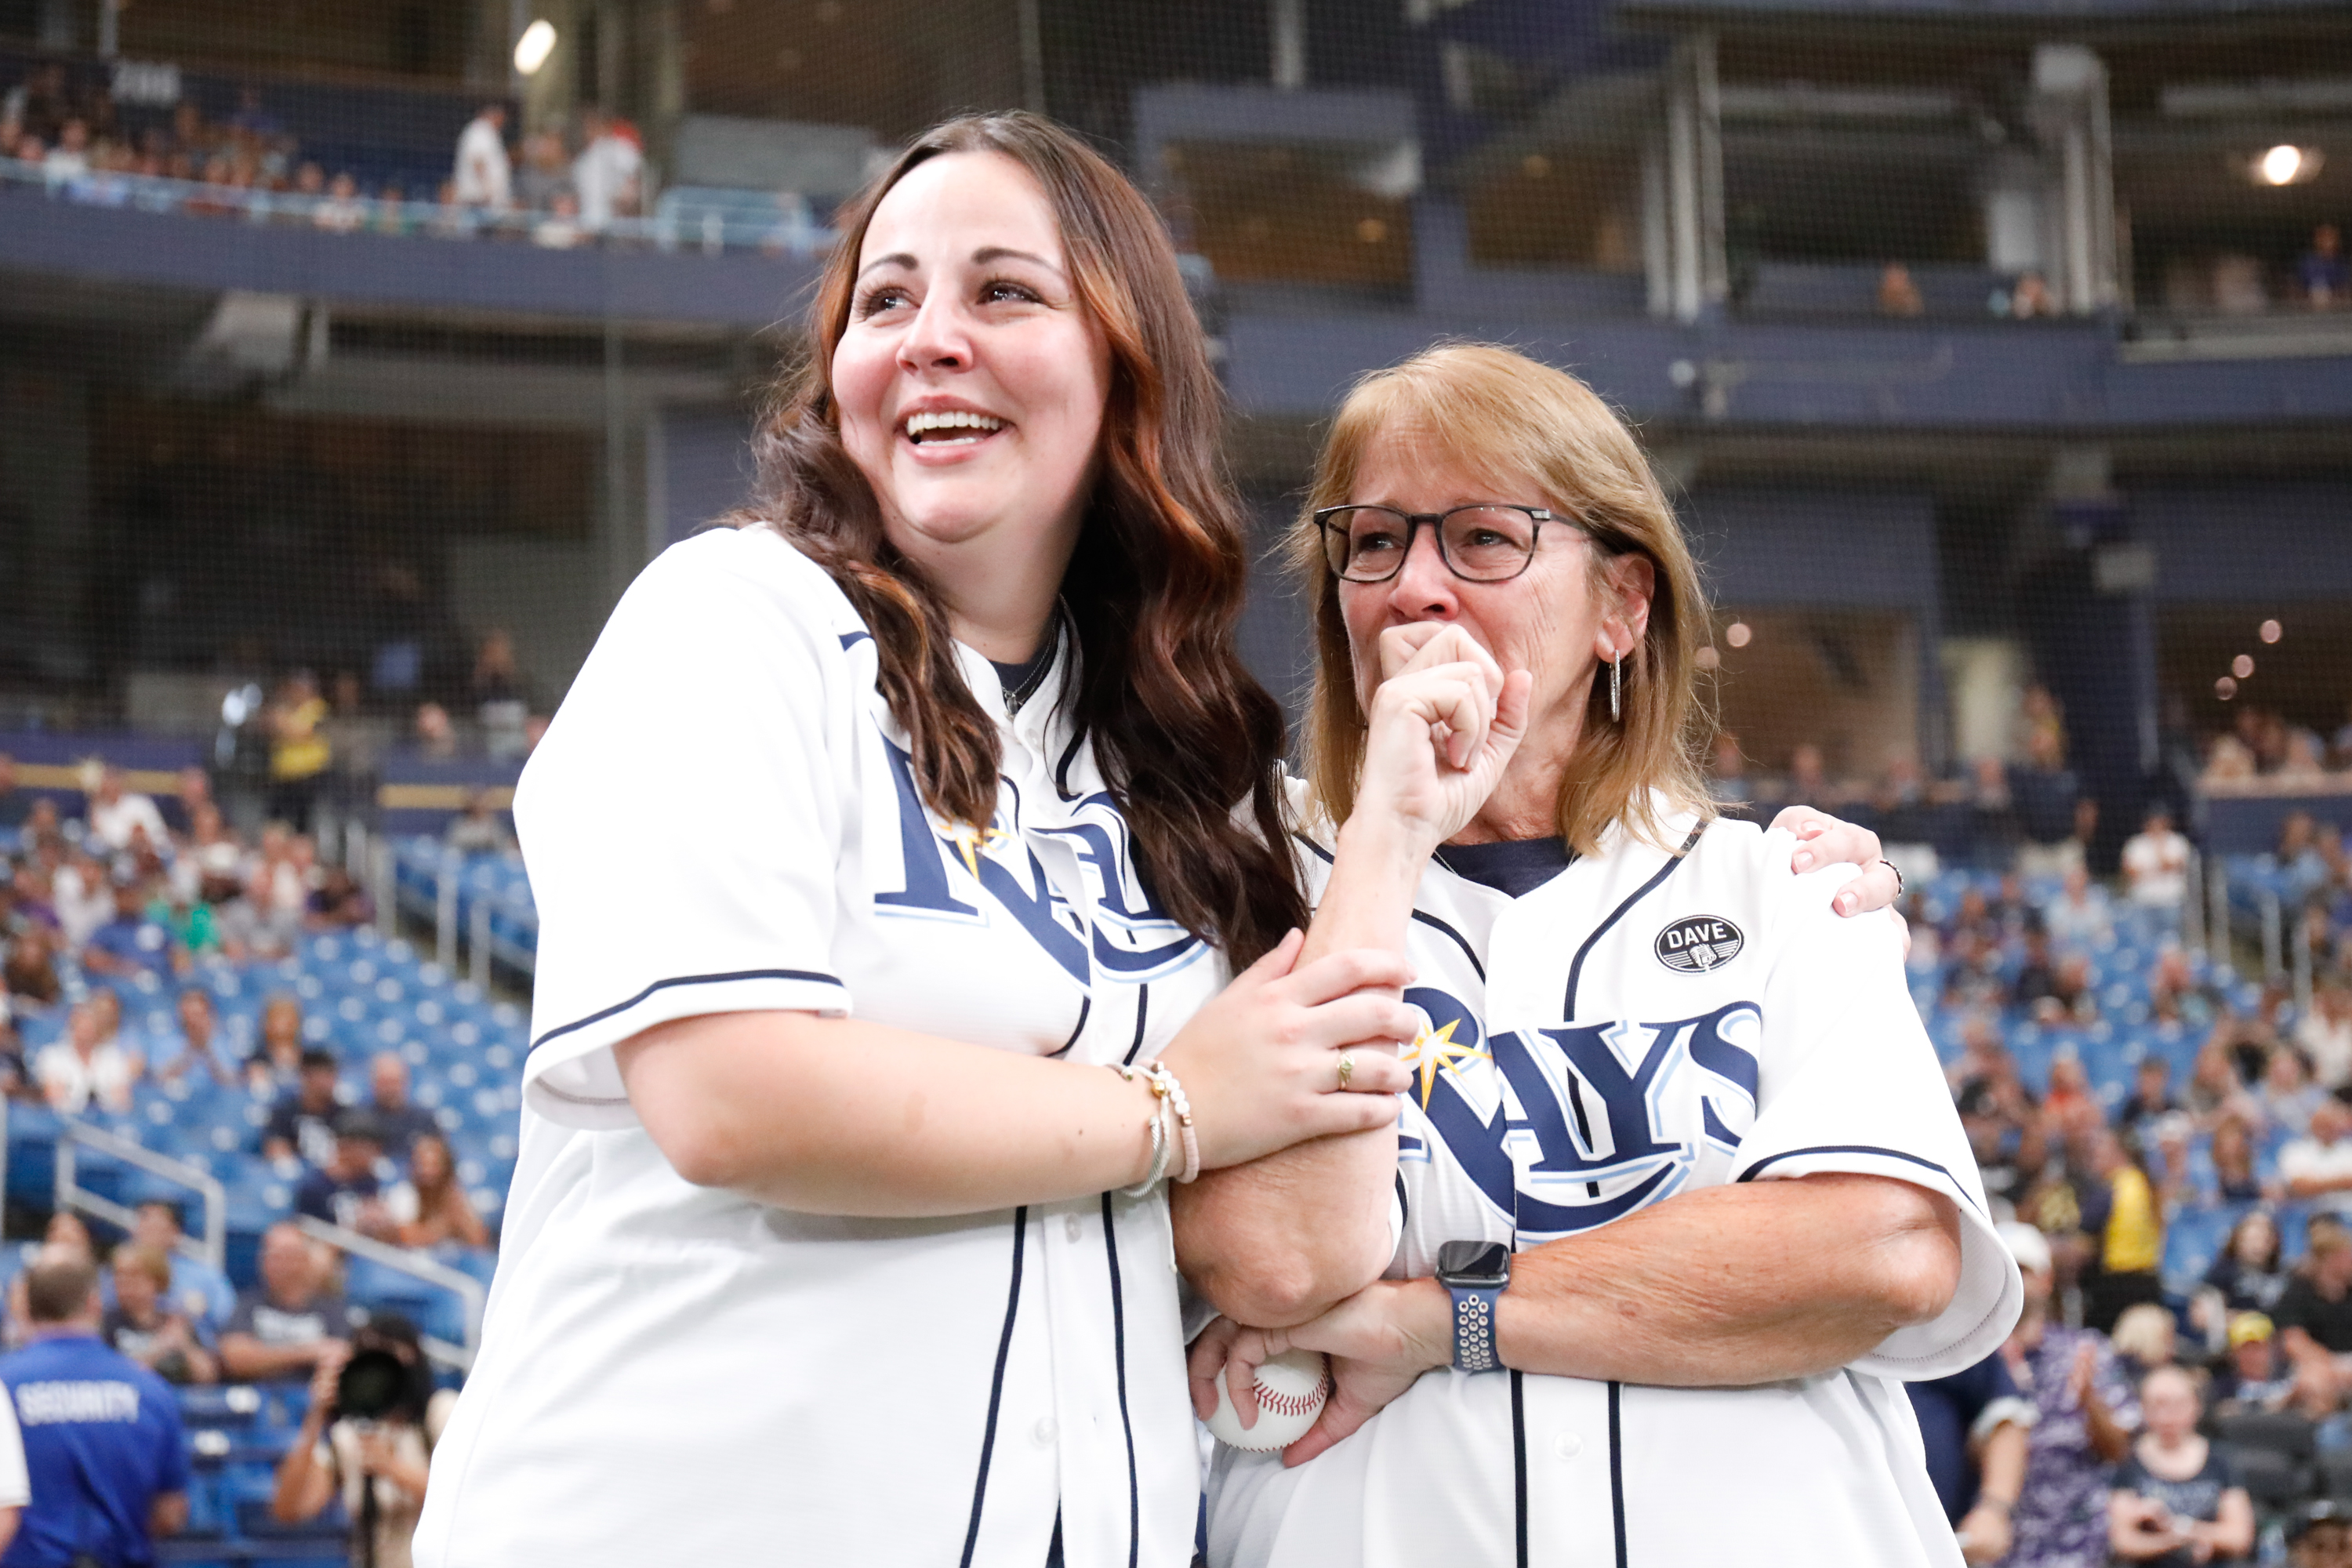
[1183,344,2020,1567]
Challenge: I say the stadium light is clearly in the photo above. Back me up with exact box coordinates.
[2260,619,2283,644]
[1725,622,1753,649]
[2254,144,2321,186]
[2217,677,2238,701]
[2233,653,2256,679]
[514,19,557,76]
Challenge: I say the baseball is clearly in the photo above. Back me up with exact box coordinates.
[1204,1348,1330,1452]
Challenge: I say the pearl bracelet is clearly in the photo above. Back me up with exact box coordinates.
[1108,1064,1174,1196]
[1139,1060,1201,1184]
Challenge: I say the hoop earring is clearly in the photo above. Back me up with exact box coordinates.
[1610,652,1622,723]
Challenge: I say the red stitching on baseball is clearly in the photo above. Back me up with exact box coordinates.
[1254,1377,1328,1418]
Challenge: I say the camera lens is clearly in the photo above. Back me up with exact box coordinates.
[335,1348,410,1423]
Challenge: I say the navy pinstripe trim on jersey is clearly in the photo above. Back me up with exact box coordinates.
[1102,1194,1142,1568]
[528,968,844,1054]
[1510,1370,1529,1568]
[1561,826,1705,1018]
[1054,729,1087,801]
[960,1208,1029,1568]
[1607,1381,1628,1568]
[1294,831,1496,984]
[1411,909,1486,984]
[839,630,872,650]
[1123,983,1151,1066]
[1393,1170,1410,1231]
[1734,1145,1982,1215]
[1050,995,1091,1059]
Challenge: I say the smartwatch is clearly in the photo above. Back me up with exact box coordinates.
[1436,1240,1512,1374]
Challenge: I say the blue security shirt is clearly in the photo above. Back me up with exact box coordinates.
[0,1334,189,1568]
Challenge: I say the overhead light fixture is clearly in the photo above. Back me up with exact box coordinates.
[2252,143,2323,186]
[514,19,557,76]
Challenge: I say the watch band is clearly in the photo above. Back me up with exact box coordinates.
[1447,1281,1503,1374]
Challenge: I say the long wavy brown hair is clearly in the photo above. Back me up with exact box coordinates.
[739,111,1304,964]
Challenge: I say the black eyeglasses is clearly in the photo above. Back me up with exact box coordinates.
[1313,504,1559,584]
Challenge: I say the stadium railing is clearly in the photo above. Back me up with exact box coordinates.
[54,1115,229,1272]
[0,153,839,258]
[291,1214,482,1371]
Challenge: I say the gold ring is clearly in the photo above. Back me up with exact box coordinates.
[1337,1053,1356,1090]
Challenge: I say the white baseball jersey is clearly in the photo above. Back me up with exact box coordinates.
[1207,811,2023,1568]
[414,525,1227,1567]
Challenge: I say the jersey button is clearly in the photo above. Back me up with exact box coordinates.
[1553,1432,1581,1460]
[1064,1214,1083,1243]
[1033,1417,1059,1446]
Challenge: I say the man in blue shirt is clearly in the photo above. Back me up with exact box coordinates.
[1906,1346,2034,1564]
[0,1253,189,1567]
[78,880,181,984]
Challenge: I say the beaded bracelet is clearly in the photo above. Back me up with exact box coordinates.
[1138,1060,1201,1184]
[1108,1064,1173,1196]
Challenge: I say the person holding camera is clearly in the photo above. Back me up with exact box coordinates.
[272,1314,453,1568]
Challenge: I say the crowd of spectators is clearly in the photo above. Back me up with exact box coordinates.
[0,58,677,252]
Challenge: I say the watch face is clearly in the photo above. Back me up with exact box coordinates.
[1437,1240,1512,1288]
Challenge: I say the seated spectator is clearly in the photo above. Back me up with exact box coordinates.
[2154,952,2220,1031]
[2203,1210,2292,1319]
[245,993,306,1096]
[572,106,643,232]
[1,927,60,1014]
[124,1200,232,1333]
[532,187,586,249]
[85,765,165,854]
[41,117,88,182]
[2034,953,2100,1026]
[2292,1500,2352,1568]
[409,700,458,760]
[80,877,181,982]
[1960,1076,2035,1214]
[154,987,235,1088]
[2263,1046,2329,1138]
[2277,1218,2352,1409]
[294,1114,399,1243]
[34,999,140,1115]
[2120,1058,2179,1131]
[2300,985,2352,1092]
[2011,270,2059,318]
[389,1131,487,1252]
[2044,866,2113,949]
[2187,1040,2256,1124]
[2000,1221,2140,1566]
[365,1052,435,1157]
[307,866,372,929]
[2111,1303,2179,1382]
[219,1224,348,1383]
[53,848,113,949]
[2304,223,2350,310]
[101,1245,216,1386]
[2209,1312,2303,1419]
[271,1314,455,1566]
[2283,1097,2352,1217]
[263,1049,344,1167]
[444,789,512,855]
[312,170,365,233]
[2106,1365,2254,1566]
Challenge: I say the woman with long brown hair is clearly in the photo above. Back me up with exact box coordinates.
[413,112,1421,1568]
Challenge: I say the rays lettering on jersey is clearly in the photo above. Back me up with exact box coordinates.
[1406,985,1763,1238]
[871,735,1203,985]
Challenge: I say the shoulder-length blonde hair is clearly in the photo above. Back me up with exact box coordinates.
[1293,343,1715,855]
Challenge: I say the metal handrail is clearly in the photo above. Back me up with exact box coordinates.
[291,1214,485,1370]
[55,1117,227,1271]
